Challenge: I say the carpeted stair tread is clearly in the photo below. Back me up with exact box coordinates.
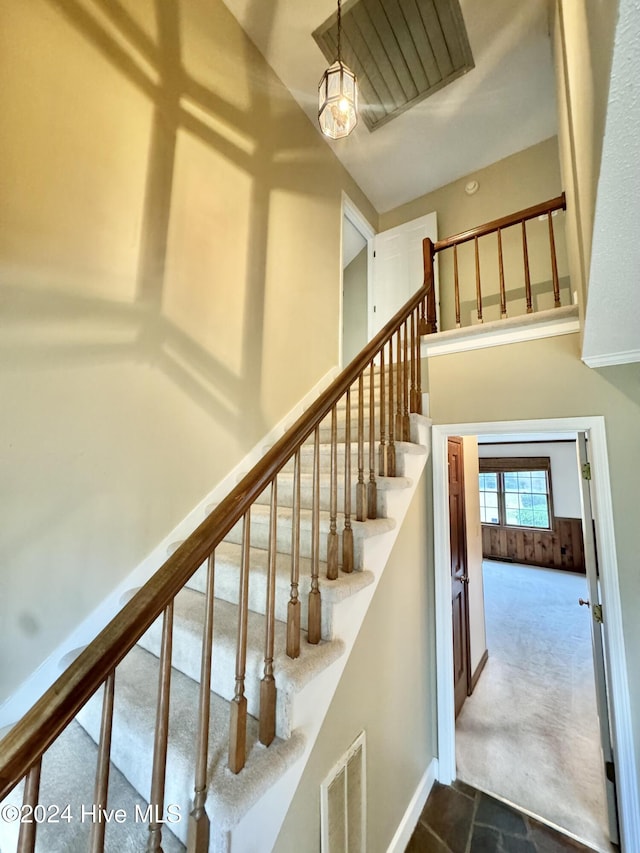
[184,541,375,635]
[251,473,413,512]
[0,720,184,852]
[137,588,345,738]
[76,646,305,840]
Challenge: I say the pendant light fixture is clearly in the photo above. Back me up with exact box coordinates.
[318,0,358,139]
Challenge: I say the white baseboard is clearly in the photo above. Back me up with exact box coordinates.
[0,367,340,730]
[386,758,438,853]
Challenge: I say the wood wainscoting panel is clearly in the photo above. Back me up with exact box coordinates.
[482,517,585,573]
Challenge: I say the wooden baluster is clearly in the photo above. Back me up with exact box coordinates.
[287,450,301,658]
[308,427,321,643]
[498,228,507,318]
[16,758,42,853]
[188,552,215,852]
[395,328,403,440]
[147,600,174,852]
[260,480,278,746]
[454,244,461,328]
[327,406,339,580]
[367,360,377,519]
[423,237,437,333]
[89,671,116,853]
[474,236,483,323]
[522,220,532,313]
[387,339,396,477]
[410,312,417,413]
[548,211,561,307]
[356,375,366,522]
[377,347,387,477]
[414,307,423,415]
[403,319,410,440]
[229,512,250,773]
[343,388,354,573]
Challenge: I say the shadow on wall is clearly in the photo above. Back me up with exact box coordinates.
[0,0,344,702]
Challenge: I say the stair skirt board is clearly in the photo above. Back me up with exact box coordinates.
[0,407,431,853]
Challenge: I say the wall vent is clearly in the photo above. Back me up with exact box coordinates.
[321,731,366,853]
[313,0,474,132]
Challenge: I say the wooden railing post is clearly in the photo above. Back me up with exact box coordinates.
[367,360,377,518]
[343,388,354,573]
[387,338,396,477]
[188,552,215,853]
[286,450,301,658]
[378,347,387,477]
[308,427,322,644]
[522,220,532,313]
[260,480,278,746]
[229,513,250,773]
[327,406,339,580]
[548,211,561,307]
[89,671,116,853]
[414,306,423,414]
[474,236,483,323]
[16,759,42,853]
[402,320,410,440]
[497,229,507,319]
[147,601,174,852]
[356,375,366,522]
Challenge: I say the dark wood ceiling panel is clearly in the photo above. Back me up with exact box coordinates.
[313,0,474,131]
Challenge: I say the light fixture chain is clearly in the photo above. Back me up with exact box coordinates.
[337,0,342,62]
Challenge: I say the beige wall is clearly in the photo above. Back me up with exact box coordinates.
[552,0,619,310]
[426,332,640,794]
[274,466,435,852]
[342,246,368,365]
[462,436,486,676]
[380,138,569,329]
[0,0,376,701]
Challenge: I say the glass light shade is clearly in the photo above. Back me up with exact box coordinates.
[318,60,358,139]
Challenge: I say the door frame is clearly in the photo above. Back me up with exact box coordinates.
[432,416,639,853]
[340,193,375,370]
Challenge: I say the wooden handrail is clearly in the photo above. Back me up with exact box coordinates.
[433,193,566,253]
[0,279,429,800]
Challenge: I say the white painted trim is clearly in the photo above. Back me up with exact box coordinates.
[341,193,376,369]
[432,417,639,853]
[386,758,438,853]
[0,366,341,730]
[582,348,640,368]
[422,308,580,358]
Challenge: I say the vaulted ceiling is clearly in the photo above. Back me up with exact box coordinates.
[220,0,558,213]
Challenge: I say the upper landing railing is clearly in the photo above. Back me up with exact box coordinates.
[421,194,567,333]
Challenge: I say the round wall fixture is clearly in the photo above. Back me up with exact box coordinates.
[465,180,479,195]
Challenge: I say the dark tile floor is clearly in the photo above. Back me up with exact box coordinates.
[406,781,600,853]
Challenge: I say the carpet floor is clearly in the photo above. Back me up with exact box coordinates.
[455,560,614,852]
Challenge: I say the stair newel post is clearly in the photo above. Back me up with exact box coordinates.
[286,450,301,658]
[16,758,42,853]
[403,319,411,439]
[327,405,339,580]
[356,374,366,522]
[308,427,322,644]
[147,600,174,852]
[522,220,533,313]
[260,479,278,746]
[497,228,507,319]
[548,211,561,307]
[188,551,215,852]
[378,346,387,477]
[89,670,116,853]
[367,360,377,519]
[387,338,396,478]
[342,388,354,573]
[474,235,483,323]
[229,511,251,773]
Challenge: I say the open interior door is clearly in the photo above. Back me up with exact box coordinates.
[371,212,437,337]
[576,432,620,845]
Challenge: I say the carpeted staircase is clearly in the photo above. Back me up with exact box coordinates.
[0,372,430,853]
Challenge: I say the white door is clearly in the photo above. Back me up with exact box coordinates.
[370,212,438,337]
[576,432,619,845]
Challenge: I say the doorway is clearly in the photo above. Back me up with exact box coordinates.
[432,418,638,853]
